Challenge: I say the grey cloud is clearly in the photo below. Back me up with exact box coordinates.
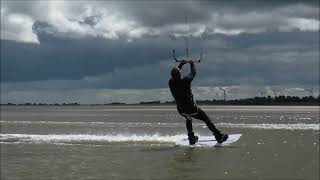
[1,1,319,43]
[116,1,320,36]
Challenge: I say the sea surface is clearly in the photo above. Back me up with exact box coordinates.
[1,105,319,180]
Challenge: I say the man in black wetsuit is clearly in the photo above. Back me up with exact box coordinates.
[169,60,228,145]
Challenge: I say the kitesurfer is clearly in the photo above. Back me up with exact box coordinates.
[169,60,228,145]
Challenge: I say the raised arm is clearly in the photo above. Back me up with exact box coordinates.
[189,61,196,78]
[177,60,188,69]
[185,61,196,81]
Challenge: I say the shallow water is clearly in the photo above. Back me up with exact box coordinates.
[1,105,319,179]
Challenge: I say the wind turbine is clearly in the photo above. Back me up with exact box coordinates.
[304,87,314,97]
[216,91,219,100]
[219,87,230,101]
[271,89,278,97]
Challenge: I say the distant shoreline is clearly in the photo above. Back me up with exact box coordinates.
[1,95,319,106]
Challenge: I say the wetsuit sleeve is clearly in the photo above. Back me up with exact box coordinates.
[185,61,196,81]
[177,61,187,69]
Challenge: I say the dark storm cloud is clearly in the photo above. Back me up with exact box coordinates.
[196,31,319,86]
[2,30,318,89]
[1,33,176,82]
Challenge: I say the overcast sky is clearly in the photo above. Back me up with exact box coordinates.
[1,0,319,104]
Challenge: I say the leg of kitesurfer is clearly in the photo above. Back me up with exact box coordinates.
[181,113,198,145]
[191,108,228,143]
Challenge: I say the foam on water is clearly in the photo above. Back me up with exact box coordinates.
[218,123,319,130]
[0,133,185,144]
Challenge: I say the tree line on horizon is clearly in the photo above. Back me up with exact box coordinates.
[3,95,319,106]
[192,95,320,105]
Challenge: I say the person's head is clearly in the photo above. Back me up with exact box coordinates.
[171,67,181,79]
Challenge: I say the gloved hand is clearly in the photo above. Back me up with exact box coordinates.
[180,60,188,64]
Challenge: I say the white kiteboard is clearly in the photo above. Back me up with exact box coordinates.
[176,134,242,147]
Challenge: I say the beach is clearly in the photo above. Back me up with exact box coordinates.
[1,105,319,179]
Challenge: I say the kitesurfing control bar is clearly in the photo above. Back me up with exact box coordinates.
[173,49,202,63]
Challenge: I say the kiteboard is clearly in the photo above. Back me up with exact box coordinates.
[176,134,242,147]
